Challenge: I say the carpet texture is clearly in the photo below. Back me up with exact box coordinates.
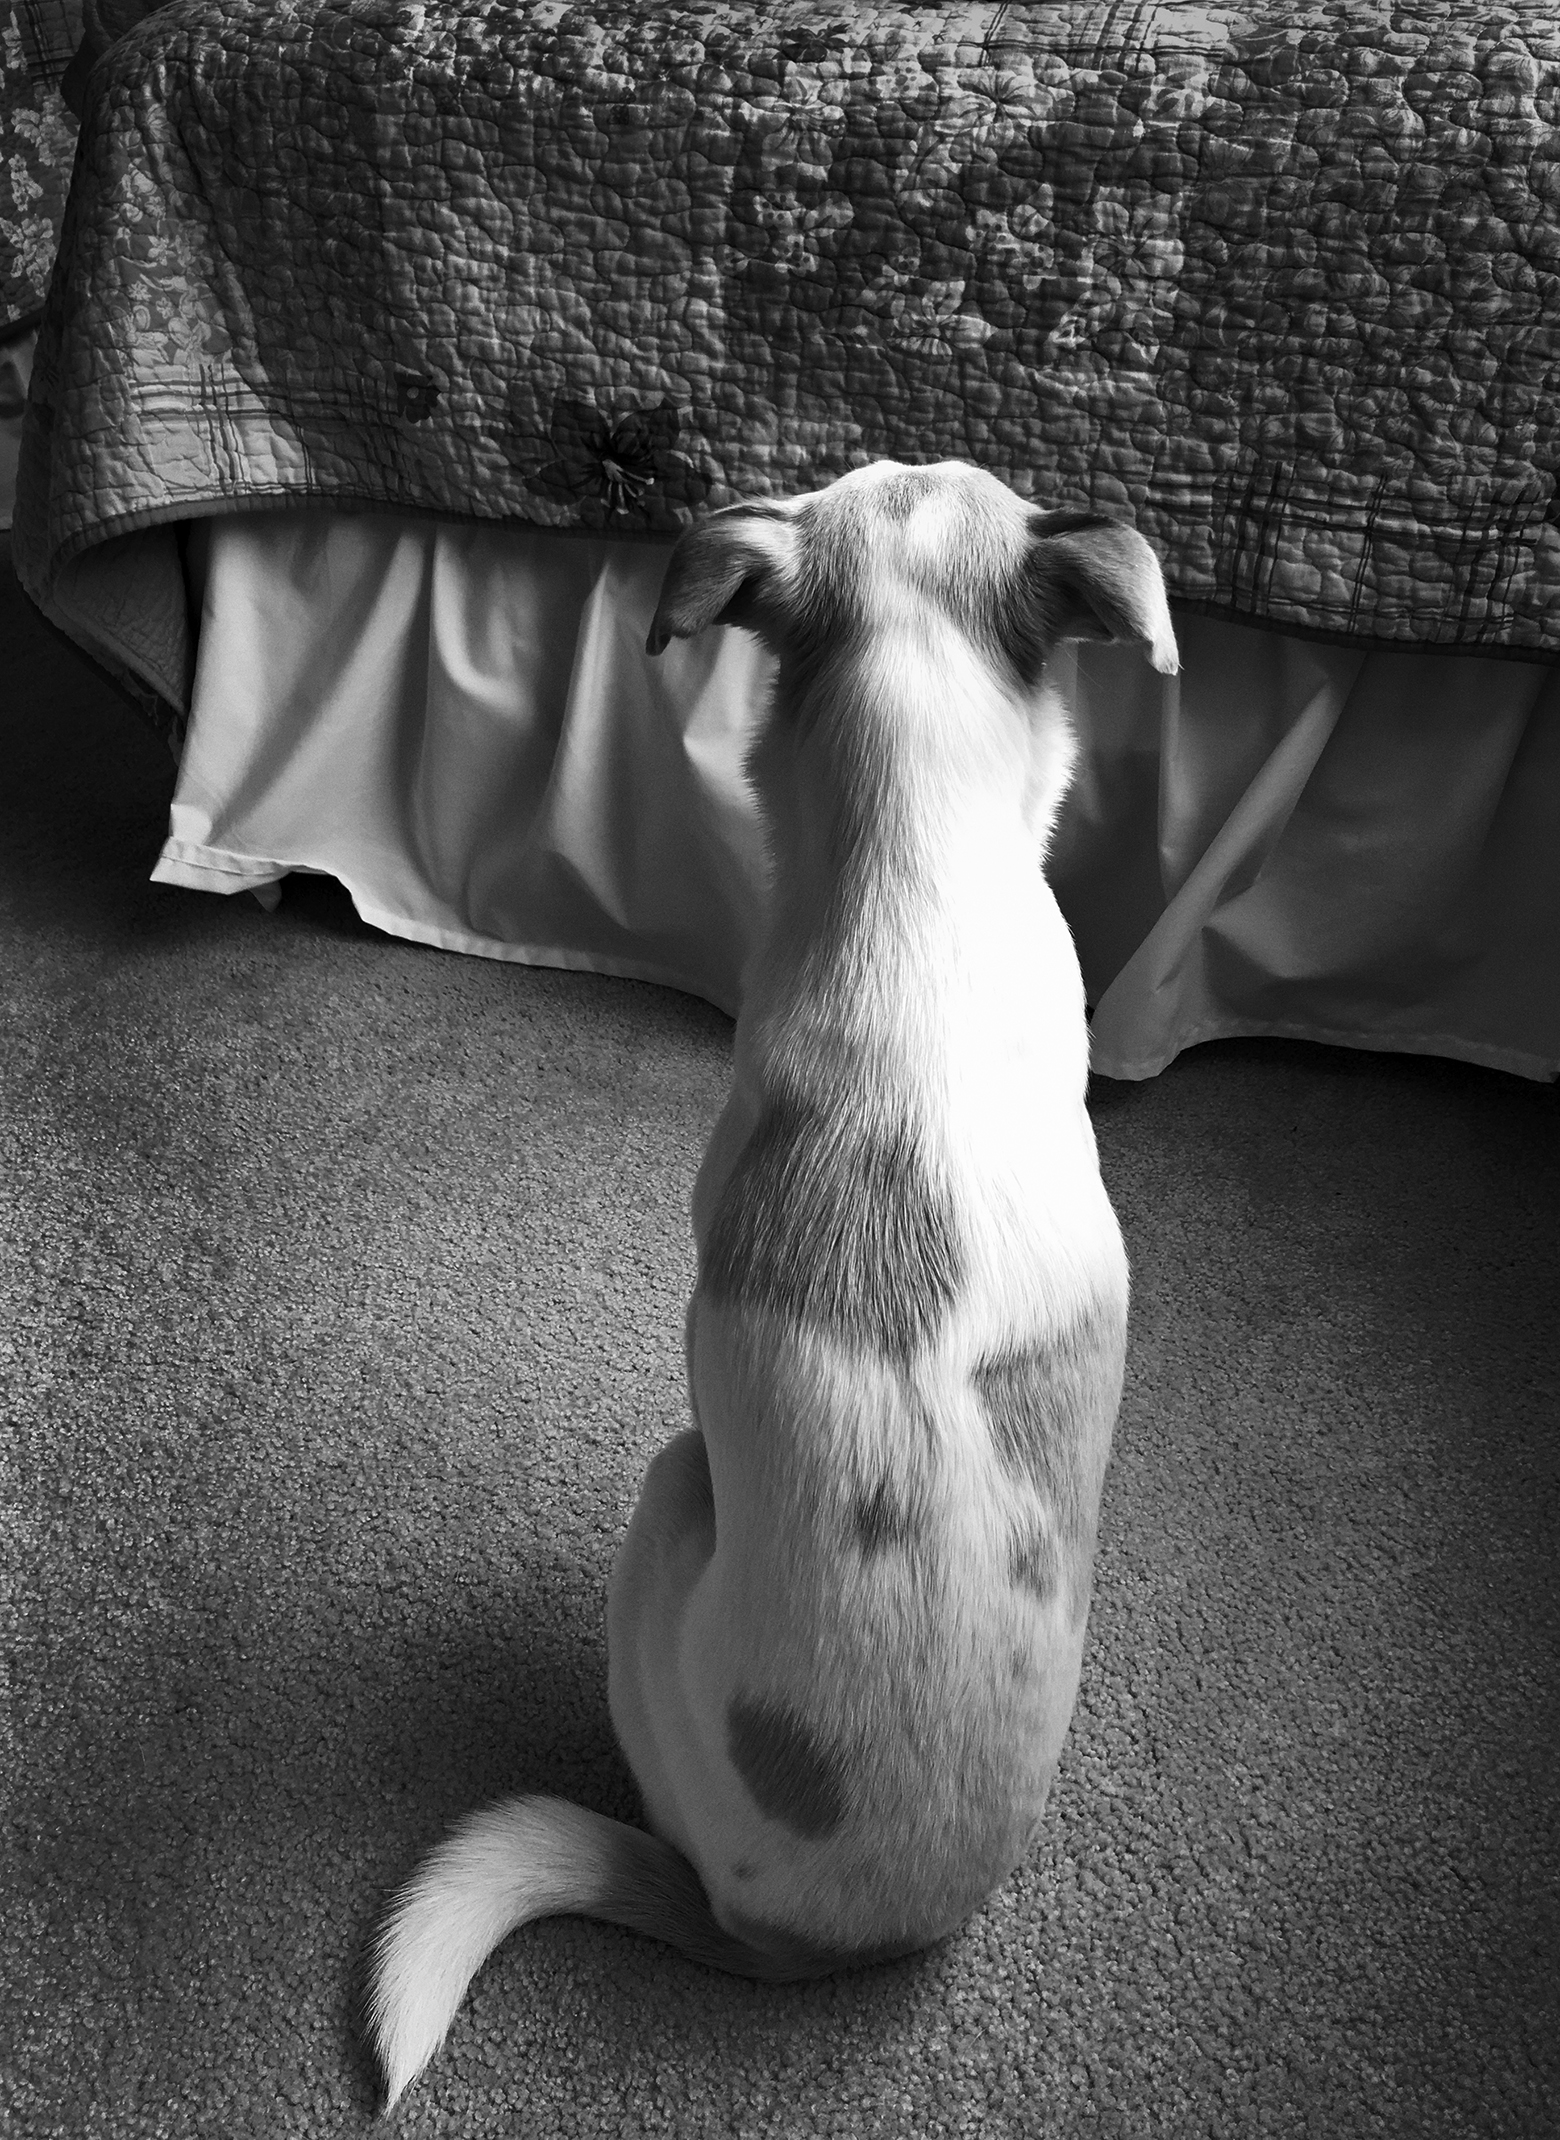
[4,542,1557,2139]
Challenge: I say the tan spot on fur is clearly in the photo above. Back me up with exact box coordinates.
[1009,1517,1061,1604]
[973,1303,1124,1550]
[726,1694,849,1839]
[704,1088,964,1359]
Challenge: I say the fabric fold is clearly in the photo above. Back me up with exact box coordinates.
[153,513,1560,1083]
[1086,655,1355,1078]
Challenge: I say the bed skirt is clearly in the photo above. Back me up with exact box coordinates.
[152,514,1560,1082]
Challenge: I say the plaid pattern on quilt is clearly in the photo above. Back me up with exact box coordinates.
[16,0,82,81]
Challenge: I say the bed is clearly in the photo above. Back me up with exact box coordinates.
[14,0,1560,1079]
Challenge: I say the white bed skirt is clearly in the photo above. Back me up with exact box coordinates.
[153,513,1560,1082]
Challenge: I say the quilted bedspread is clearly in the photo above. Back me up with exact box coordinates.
[15,0,1560,719]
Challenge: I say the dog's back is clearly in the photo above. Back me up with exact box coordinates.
[369,462,1176,2104]
[658,462,1158,1955]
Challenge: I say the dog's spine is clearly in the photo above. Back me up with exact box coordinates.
[368,1795,808,2106]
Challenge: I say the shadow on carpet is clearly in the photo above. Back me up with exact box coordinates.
[4,547,1557,2139]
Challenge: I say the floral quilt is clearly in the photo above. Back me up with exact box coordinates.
[14,0,1560,725]
[1,0,80,333]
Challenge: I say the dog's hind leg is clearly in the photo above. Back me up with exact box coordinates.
[607,1427,717,1857]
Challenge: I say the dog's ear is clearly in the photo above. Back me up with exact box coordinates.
[646,505,797,655]
[1019,510,1179,675]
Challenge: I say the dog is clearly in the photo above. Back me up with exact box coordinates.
[367,459,1177,2106]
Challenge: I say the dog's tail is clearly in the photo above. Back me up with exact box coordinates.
[367,1793,828,2107]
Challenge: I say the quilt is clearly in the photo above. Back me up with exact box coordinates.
[14,0,1560,727]
[1,0,81,333]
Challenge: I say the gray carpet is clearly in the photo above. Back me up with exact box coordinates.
[4,542,1557,2140]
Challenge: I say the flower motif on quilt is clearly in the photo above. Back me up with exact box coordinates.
[877,276,994,361]
[977,193,1058,292]
[117,263,232,370]
[1042,193,1184,379]
[774,23,851,70]
[525,399,710,529]
[84,151,235,376]
[895,132,962,228]
[718,76,853,295]
[943,64,1045,166]
[1,9,77,322]
[734,66,849,189]
[717,194,854,289]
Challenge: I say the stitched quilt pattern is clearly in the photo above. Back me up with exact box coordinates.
[17,0,1560,656]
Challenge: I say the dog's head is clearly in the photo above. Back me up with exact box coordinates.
[646,461,1178,685]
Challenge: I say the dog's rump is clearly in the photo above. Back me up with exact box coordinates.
[670,1301,1115,1893]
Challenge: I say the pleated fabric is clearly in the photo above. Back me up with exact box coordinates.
[153,514,1560,1081]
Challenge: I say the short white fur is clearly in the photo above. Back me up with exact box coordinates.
[368,460,1177,2106]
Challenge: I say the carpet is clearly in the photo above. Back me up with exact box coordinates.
[4,543,1557,2139]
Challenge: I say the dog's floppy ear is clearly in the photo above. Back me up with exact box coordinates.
[647,504,796,655]
[1021,509,1179,675]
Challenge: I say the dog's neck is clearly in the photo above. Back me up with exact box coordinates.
[739,643,1088,1102]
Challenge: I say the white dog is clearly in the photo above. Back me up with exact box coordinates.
[368,460,1177,2105]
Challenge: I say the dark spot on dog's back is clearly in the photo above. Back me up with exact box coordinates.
[853,1475,924,1558]
[702,1088,963,1357]
[727,1694,848,1839]
[1009,1517,1060,1603]
[974,1304,1125,1547]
